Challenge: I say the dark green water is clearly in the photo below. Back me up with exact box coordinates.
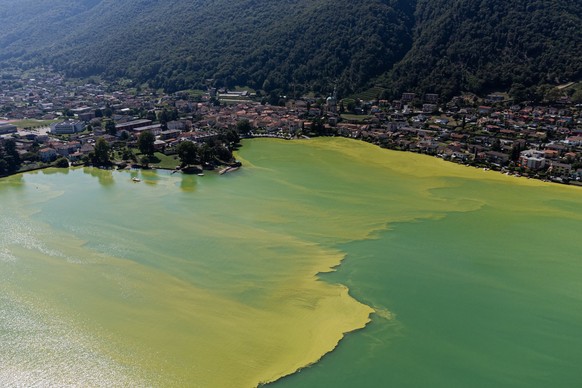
[1,137,581,387]
[275,171,582,388]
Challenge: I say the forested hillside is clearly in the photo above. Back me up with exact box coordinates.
[0,0,580,99]
[383,0,582,98]
[0,0,413,97]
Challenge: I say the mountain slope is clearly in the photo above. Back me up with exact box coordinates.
[0,0,580,99]
[0,0,414,96]
[383,0,582,98]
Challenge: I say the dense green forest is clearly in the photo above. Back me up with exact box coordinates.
[0,0,580,99]
[382,0,582,98]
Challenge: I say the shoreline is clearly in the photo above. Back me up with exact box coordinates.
[3,133,579,188]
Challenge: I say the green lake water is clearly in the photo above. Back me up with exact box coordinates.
[1,137,581,387]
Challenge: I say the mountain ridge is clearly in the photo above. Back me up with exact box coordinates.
[0,0,580,99]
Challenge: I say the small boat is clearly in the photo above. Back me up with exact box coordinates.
[219,164,241,175]
[197,173,204,176]
[132,177,141,182]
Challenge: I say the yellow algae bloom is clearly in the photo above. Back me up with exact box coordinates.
[1,137,579,387]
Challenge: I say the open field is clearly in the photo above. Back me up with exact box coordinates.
[12,119,60,128]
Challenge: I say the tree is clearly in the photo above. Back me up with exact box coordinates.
[54,157,70,168]
[225,129,240,146]
[169,108,179,121]
[177,141,198,166]
[510,144,521,161]
[0,139,21,173]
[236,119,252,136]
[104,119,116,135]
[119,131,129,141]
[137,131,156,156]
[0,159,8,176]
[140,155,150,167]
[146,110,157,122]
[103,105,113,118]
[572,88,582,104]
[198,143,215,165]
[93,137,110,165]
[214,144,233,162]
[158,109,170,125]
[4,139,20,167]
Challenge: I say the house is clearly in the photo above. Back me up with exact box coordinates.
[485,151,511,165]
[167,120,186,131]
[543,150,560,160]
[422,104,438,113]
[548,161,572,176]
[401,93,416,102]
[564,136,582,146]
[80,143,95,155]
[68,151,84,162]
[153,139,166,151]
[39,147,57,162]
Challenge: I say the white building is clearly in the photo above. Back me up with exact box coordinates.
[50,120,86,135]
[519,149,546,170]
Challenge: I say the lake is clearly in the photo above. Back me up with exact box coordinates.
[1,137,581,387]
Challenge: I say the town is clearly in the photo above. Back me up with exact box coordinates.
[1,67,581,185]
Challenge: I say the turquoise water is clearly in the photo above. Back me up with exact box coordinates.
[1,138,581,387]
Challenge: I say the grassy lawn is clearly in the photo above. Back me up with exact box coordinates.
[12,118,60,129]
[233,85,256,93]
[176,89,206,97]
[341,113,373,122]
[116,148,179,169]
[349,86,386,101]
[151,152,180,169]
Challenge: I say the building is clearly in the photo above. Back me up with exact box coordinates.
[0,123,17,135]
[548,161,572,177]
[50,120,85,135]
[401,93,416,102]
[424,93,439,103]
[486,94,505,102]
[167,120,186,131]
[160,129,182,140]
[115,119,153,132]
[39,147,57,162]
[326,86,337,114]
[133,124,162,136]
[519,149,546,170]
[422,104,437,113]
